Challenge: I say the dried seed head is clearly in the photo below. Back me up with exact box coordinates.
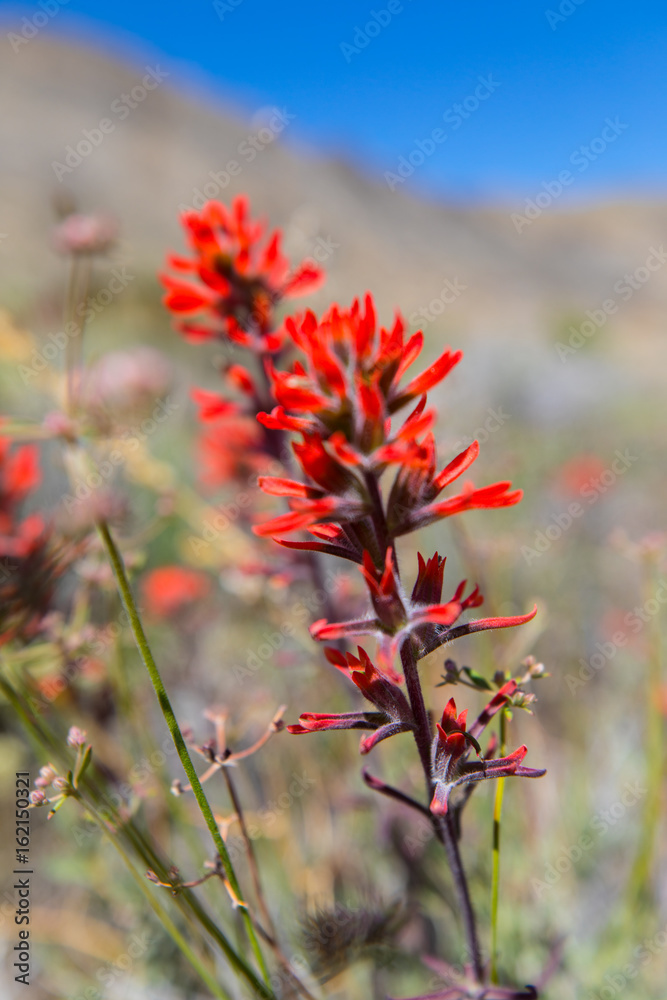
[298,901,405,982]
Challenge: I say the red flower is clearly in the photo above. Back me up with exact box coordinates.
[160,197,323,345]
[386,435,522,536]
[197,415,274,489]
[287,646,414,754]
[253,443,370,539]
[554,453,607,496]
[1,438,44,565]
[253,298,522,544]
[308,550,537,669]
[429,685,545,816]
[142,566,211,618]
[0,439,40,537]
[259,294,461,449]
[1,437,72,644]
[160,195,545,998]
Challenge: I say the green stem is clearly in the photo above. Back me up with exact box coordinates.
[624,560,664,918]
[80,796,232,1000]
[0,669,271,997]
[96,519,273,994]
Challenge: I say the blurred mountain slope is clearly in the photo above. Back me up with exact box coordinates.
[1,34,667,372]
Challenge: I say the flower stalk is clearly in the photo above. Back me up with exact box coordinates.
[96,518,273,993]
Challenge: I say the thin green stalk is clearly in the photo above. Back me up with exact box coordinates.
[2,672,226,998]
[63,255,92,415]
[0,669,272,997]
[108,607,229,906]
[64,255,80,415]
[96,519,273,994]
[624,561,664,918]
[490,709,507,984]
[80,797,233,1000]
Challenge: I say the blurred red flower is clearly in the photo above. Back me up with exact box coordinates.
[160,196,323,346]
[555,453,607,495]
[142,566,211,618]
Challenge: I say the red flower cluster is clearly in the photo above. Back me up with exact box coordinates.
[308,549,536,674]
[163,194,540,774]
[160,196,323,348]
[249,291,535,679]
[159,195,545,997]
[0,438,66,645]
[430,684,545,816]
[240,253,542,826]
[253,293,522,543]
[0,438,43,560]
[287,645,415,755]
[162,198,327,494]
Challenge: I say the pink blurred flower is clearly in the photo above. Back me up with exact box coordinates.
[52,213,118,256]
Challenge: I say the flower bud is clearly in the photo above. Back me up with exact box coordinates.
[67,726,87,748]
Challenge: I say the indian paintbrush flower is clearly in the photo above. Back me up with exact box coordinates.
[161,195,546,998]
[429,686,546,817]
[161,196,323,347]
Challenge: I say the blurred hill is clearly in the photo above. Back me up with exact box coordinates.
[1,34,667,380]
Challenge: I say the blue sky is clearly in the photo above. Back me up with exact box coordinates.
[5,0,667,203]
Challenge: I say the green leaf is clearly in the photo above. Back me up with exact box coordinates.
[74,744,93,787]
[464,731,483,755]
[462,666,493,690]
